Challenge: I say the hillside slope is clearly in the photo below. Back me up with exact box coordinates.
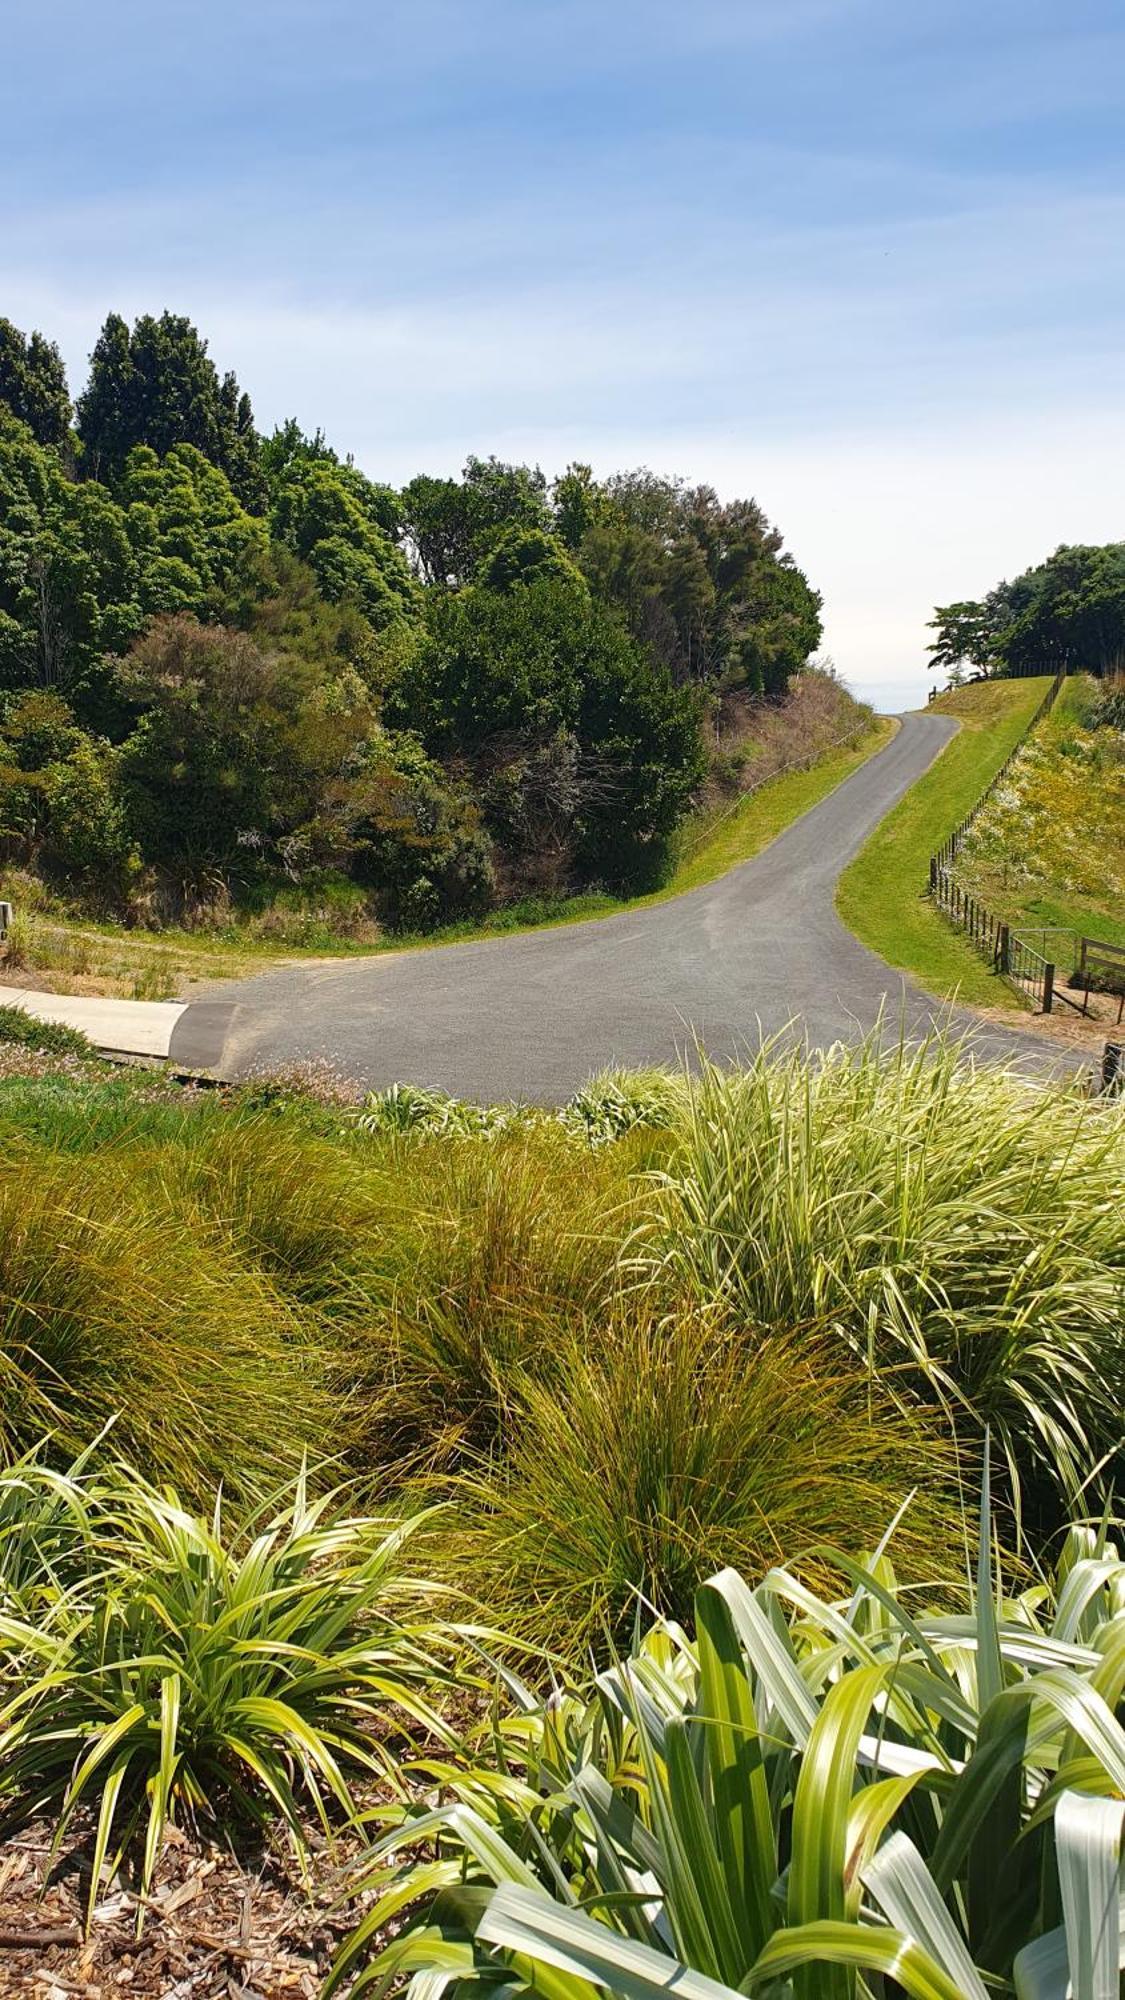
[836,677,1051,1008]
[953,674,1125,951]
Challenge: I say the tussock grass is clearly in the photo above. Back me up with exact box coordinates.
[443,1316,960,1651]
[0,1146,328,1495]
[635,1031,1125,1508]
[1,1027,1120,1639]
[337,1127,647,1472]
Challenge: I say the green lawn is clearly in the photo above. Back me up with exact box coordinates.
[835,678,1052,1008]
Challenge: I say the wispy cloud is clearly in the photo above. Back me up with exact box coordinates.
[4,0,1123,700]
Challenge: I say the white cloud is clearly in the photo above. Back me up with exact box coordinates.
[4,141,1122,718]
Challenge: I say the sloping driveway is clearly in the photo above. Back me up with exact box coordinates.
[173,712,1076,1097]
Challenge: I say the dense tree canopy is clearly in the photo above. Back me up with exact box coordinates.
[929,543,1125,679]
[0,319,71,450]
[77,313,265,509]
[0,306,823,927]
[573,472,820,695]
[389,577,704,889]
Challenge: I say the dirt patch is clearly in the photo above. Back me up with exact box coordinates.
[971,996,1122,1056]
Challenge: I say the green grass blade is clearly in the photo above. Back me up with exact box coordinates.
[1055,1789,1125,2000]
[748,1919,980,2000]
[477,1883,745,2000]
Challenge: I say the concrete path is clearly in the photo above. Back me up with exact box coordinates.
[0,985,188,1059]
[176,710,1083,1098]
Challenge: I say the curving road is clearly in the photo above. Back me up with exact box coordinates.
[170,712,1077,1097]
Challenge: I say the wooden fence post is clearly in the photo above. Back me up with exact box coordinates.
[1043,961,1055,1015]
[997,924,1009,974]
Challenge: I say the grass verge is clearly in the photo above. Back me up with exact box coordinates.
[835,678,1051,1007]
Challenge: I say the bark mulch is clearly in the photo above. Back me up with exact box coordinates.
[0,1815,379,1999]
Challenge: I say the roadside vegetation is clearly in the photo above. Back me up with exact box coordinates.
[1,308,837,995]
[953,672,1125,951]
[927,538,1125,680]
[0,669,884,999]
[836,677,1049,1007]
[0,1029,1123,1988]
[4,318,1125,1995]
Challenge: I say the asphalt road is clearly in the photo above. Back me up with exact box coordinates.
[172,712,1077,1097]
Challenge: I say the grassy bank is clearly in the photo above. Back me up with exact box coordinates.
[953,672,1125,951]
[836,676,1051,1007]
[2,711,892,1000]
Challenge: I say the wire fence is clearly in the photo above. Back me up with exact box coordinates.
[929,865,1060,1011]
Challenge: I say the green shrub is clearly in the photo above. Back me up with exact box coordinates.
[0,1002,95,1058]
[1091,674,1125,731]
[560,1066,685,1145]
[356,1080,531,1139]
[329,1464,1125,2000]
[0,1455,455,1933]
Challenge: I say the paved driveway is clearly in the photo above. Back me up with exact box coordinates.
[173,712,1077,1097]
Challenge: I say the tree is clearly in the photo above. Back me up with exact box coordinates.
[926,600,998,678]
[0,411,143,702]
[259,418,338,487]
[929,544,1125,680]
[0,319,72,450]
[269,461,417,630]
[399,456,550,587]
[389,578,704,890]
[0,689,135,886]
[576,475,819,694]
[76,312,266,509]
[551,462,610,551]
[340,730,495,930]
[476,526,587,595]
[121,443,270,619]
[116,615,341,875]
[1004,544,1125,676]
[730,556,823,698]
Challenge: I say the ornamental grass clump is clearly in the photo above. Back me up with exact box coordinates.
[0,1455,458,1934]
[335,1127,646,1474]
[436,1316,960,1655]
[0,1145,327,1492]
[634,1029,1125,1508]
[328,1453,1125,2000]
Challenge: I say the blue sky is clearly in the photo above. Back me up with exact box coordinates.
[4,0,1124,707]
